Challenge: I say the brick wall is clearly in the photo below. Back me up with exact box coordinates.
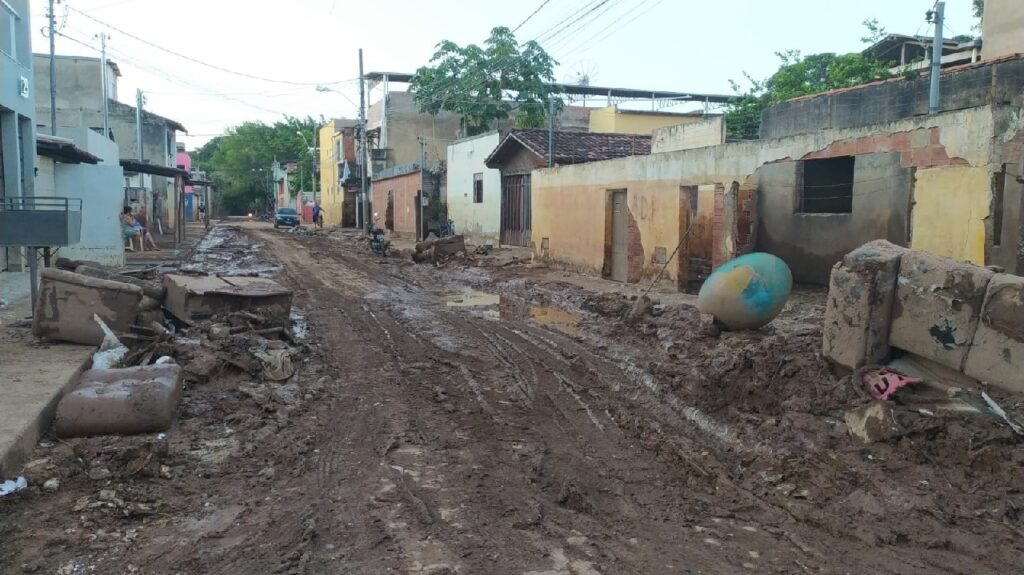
[371,170,422,237]
[802,126,968,169]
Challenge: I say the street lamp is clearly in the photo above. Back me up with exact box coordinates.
[296,129,317,204]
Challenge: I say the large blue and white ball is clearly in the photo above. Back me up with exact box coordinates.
[697,253,793,330]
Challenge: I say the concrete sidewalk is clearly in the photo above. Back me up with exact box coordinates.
[0,271,93,479]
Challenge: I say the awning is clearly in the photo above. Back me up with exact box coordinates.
[36,134,102,165]
[120,159,190,179]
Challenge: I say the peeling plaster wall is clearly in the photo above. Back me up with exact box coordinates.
[533,105,1003,285]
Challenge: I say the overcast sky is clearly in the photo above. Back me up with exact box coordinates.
[31,0,978,149]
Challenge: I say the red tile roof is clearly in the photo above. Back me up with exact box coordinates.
[485,129,651,169]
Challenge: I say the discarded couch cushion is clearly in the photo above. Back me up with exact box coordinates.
[55,363,184,438]
[963,273,1024,393]
[33,268,144,345]
[888,250,994,372]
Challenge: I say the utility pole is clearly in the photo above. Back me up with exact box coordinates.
[136,88,144,161]
[928,1,945,115]
[358,48,369,230]
[547,96,555,168]
[418,136,426,240]
[48,0,57,136]
[312,130,318,204]
[99,33,110,139]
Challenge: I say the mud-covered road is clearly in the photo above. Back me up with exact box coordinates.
[3,223,1024,575]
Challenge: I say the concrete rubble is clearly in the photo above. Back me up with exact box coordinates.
[412,235,468,264]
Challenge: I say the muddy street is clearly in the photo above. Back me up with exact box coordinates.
[2,223,1023,575]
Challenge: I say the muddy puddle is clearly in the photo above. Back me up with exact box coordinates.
[445,288,581,336]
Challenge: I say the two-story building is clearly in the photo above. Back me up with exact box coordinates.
[0,0,35,273]
[32,54,187,233]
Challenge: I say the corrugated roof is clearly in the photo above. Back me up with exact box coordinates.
[485,129,651,169]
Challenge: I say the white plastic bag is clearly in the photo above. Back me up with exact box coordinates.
[91,314,129,370]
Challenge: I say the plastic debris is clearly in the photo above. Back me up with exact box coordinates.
[0,476,28,496]
[861,367,922,400]
[252,348,296,381]
[91,314,129,370]
[981,391,1024,437]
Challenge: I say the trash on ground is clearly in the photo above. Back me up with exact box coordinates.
[252,347,296,381]
[91,315,129,370]
[860,366,921,400]
[413,235,468,265]
[0,476,27,497]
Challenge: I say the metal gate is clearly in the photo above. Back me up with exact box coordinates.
[500,174,531,247]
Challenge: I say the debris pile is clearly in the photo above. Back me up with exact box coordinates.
[31,243,303,442]
[412,234,468,265]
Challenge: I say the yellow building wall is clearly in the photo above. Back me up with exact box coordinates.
[319,123,342,226]
[911,166,991,265]
[587,105,703,135]
[982,0,1024,60]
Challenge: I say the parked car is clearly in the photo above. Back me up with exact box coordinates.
[274,207,300,228]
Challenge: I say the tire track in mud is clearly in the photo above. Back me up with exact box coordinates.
[252,227,1004,575]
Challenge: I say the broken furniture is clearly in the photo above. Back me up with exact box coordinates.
[162,274,292,325]
[55,363,183,438]
[0,197,83,309]
[823,240,1024,394]
[32,268,143,345]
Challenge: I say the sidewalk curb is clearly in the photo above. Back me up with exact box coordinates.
[0,353,91,479]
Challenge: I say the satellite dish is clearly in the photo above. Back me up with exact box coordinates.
[563,61,599,104]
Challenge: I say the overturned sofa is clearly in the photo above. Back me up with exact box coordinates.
[823,240,1024,393]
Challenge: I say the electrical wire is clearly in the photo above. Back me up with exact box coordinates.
[66,5,355,86]
[512,0,552,33]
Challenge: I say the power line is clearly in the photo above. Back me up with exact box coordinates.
[66,6,355,86]
[512,0,552,33]
[535,0,611,45]
[56,30,298,119]
[543,0,621,54]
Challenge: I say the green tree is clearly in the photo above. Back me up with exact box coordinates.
[410,26,562,136]
[194,116,322,215]
[724,50,892,139]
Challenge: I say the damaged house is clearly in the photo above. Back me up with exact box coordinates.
[531,54,1024,286]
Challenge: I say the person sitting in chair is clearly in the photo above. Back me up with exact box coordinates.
[121,206,142,251]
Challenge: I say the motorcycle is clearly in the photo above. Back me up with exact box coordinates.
[439,218,455,238]
[367,214,390,257]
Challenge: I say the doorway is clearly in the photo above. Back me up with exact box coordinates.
[610,190,628,282]
[500,173,531,247]
[385,190,395,231]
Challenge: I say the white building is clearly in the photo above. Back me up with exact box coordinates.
[446,131,502,245]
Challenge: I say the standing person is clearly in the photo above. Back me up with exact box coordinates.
[311,201,323,229]
[198,202,209,230]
